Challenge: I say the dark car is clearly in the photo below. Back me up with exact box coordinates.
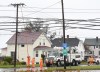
[45,57,56,67]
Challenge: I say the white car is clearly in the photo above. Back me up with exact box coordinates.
[94,57,100,65]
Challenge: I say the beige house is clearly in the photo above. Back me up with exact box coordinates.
[6,31,52,63]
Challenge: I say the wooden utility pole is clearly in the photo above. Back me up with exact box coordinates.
[11,3,25,68]
[61,0,66,69]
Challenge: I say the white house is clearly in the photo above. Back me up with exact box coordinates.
[84,37,100,57]
[1,47,7,56]
[6,31,52,64]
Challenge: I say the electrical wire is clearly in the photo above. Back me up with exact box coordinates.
[24,1,61,16]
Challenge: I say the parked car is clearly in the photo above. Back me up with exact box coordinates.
[94,56,100,65]
[45,56,56,67]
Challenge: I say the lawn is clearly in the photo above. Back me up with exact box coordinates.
[0,65,100,72]
[47,65,100,70]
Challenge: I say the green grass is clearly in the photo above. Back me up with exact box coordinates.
[1,65,100,72]
[47,65,100,70]
[0,64,100,70]
[0,64,45,68]
[0,65,26,68]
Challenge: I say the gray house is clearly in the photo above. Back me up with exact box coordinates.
[84,37,100,57]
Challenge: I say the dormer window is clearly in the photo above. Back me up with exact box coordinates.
[43,39,45,45]
[43,42,45,45]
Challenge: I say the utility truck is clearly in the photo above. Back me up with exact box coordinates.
[45,50,83,67]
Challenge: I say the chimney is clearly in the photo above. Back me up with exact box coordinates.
[67,35,69,39]
[96,36,98,42]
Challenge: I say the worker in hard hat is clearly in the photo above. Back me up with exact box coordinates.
[27,56,30,67]
[26,56,30,72]
[31,57,35,68]
[88,56,94,65]
[39,58,43,71]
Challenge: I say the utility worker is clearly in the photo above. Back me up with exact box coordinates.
[31,57,35,68]
[50,59,53,66]
[88,56,94,65]
[39,58,43,71]
[27,56,30,67]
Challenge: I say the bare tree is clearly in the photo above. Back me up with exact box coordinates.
[24,18,49,34]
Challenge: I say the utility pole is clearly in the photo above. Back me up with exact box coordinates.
[61,0,66,69]
[11,3,25,68]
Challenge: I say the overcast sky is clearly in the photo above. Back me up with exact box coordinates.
[1,0,100,48]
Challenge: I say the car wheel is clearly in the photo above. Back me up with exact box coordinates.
[72,59,76,66]
[57,60,61,67]
[75,61,78,66]
[96,61,99,65]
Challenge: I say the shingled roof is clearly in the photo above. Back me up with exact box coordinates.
[6,31,43,44]
[51,38,80,47]
[84,37,100,46]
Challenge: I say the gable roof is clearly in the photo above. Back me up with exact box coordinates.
[51,38,80,47]
[84,38,100,45]
[6,31,43,44]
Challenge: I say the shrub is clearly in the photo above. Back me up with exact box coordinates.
[0,61,9,65]
[3,56,13,64]
[20,61,26,65]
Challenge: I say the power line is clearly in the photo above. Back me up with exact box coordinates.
[1,9,100,14]
[24,1,61,16]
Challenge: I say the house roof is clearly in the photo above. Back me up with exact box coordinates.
[51,38,80,47]
[84,38,100,45]
[34,46,52,50]
[6,31,43,44]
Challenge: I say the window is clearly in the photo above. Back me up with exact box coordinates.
[22,58,24,60]
[11,52,15,60]
[36,51,38,57]
[21,44,24,47]
[92,51,94,55]
[96,45,98,48]
[43,42,45,45]
[99,51,100,55]
[94,46,95,49]
[39,39,41,45]
[76,55,80,58]
[43,39,45,45]
[89,51,92,54]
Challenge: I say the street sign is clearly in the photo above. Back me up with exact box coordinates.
[63,49,67,56]
[62,43,67,48]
